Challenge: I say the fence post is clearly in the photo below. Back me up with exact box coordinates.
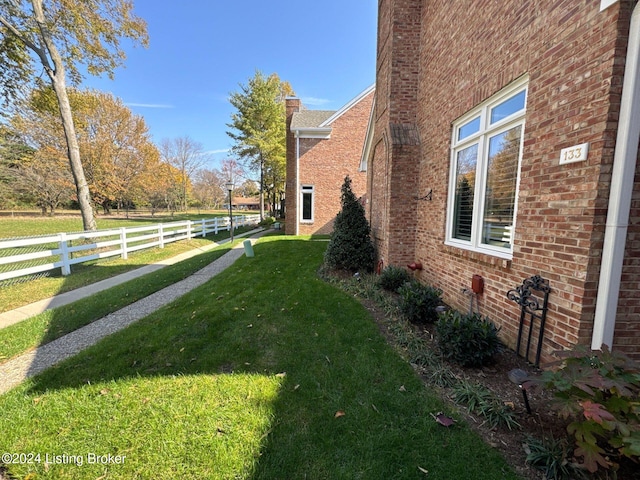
[187,220,192,240]
[120,227,128,260]
[59,233,71,276]
[159,224,165,248]
[201,218,206,237]
[214,217,219,235]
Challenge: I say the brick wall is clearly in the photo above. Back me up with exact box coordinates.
[369,0,638,360]
[368,0,422,268]
[286,92,373,235]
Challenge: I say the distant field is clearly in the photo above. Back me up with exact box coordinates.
[0,210,254,238]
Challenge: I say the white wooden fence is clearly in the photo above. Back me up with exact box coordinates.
[0,215,260,282]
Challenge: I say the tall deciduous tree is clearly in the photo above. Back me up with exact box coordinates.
[227,70,292,220]
[0,124,35,208]
[192,168,224,210]
[159,136,207,212]
[11,86,158,214]
[11,145,75,215]
[0,0,148,230]
[77,90,157,214]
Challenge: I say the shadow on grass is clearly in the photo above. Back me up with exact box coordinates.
[1,238,522,480]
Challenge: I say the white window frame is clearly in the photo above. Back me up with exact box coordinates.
[445,76,528,260]
[300,185,314,223]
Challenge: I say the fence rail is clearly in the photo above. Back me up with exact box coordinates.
[0,215,259,283]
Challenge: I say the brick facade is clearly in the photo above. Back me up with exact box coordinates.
[285,88,374,235]
[368,0,640,361]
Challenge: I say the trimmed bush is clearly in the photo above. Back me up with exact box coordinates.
[436,310,500,367]
[259,216,276,227]
[397,280,442,324]
[378,265,411,292]
[324,176,376,272]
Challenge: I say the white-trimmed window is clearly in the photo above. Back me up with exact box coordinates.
[300,185,314,222]
[446,77,528,259]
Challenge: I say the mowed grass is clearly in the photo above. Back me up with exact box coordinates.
[0,241,234,363]
[0,221,255,314]
[0,211,233,238]
[0,236,522,479]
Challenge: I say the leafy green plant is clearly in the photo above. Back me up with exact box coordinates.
[532,346,640,474]
[451,380,520,430]
[452,379,494,412]
[435,310,501,367]
[480,401,521,431]
[259,216,276,227]
[324,176,376,273]
[524,435,587,480]
[378,265,411,292]
[428,364,458,388]
[397,280,442,324]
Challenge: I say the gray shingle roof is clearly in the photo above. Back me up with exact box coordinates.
[291,110,336,129]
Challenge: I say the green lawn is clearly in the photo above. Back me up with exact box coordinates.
[0,240,233,363]
[0,211,238,238]
[0,236,522,479]
[0,223,256,314]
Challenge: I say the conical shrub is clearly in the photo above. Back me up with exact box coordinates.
[324,176,376,272]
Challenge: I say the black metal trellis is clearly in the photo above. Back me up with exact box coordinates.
[506,275,551,368]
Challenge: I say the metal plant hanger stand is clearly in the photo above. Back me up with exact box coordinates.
[506,275,551,368]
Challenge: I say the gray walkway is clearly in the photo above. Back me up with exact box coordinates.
[0,229,268,395]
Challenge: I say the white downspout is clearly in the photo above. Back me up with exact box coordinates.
[592,3,640,350]
[295,134,300,236]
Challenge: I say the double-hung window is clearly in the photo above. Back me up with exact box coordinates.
[446,77,528,259]
[301,185,314,223]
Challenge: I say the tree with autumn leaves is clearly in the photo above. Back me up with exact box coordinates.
[0,0,148,230]
[7,86,173,215]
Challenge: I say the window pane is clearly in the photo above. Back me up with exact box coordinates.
[452,144,478,241]
[458,116,480,141]
[481,125,522,248]
[302,192,312,220]
[490,90,525,124]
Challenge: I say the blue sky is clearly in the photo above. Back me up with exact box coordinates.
[83,1,378,170]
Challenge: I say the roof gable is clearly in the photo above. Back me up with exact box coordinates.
[319,84,375,127]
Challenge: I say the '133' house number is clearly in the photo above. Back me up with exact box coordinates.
[559,143,589,165]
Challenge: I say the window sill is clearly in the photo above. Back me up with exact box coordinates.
[443,241,513,269]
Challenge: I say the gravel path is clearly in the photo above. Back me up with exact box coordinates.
[0,232,267,395]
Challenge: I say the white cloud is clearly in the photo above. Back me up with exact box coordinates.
[206,148,231,155]
[301,96,331,106]
[125,103,175,108]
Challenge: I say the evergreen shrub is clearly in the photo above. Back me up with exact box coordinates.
[378,265,411,292]
[436,310,501,367]
[397,280,443,324]
[324,176,376,272]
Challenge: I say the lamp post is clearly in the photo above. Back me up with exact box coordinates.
[225,180,235,243]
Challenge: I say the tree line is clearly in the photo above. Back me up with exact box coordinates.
[1,1,290,227]
[0,85,260,217]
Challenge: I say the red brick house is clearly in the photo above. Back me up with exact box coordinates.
[365,0,640,361]
[285,86,374,235]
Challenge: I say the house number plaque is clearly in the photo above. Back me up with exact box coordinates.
[559,143,589,165]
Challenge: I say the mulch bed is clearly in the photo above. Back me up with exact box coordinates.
[353,290,640,480]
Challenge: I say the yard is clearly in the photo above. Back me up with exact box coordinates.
[0,235,522,479]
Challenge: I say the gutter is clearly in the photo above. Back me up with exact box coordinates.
[592,2,640,350]
[295,133,300,236]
